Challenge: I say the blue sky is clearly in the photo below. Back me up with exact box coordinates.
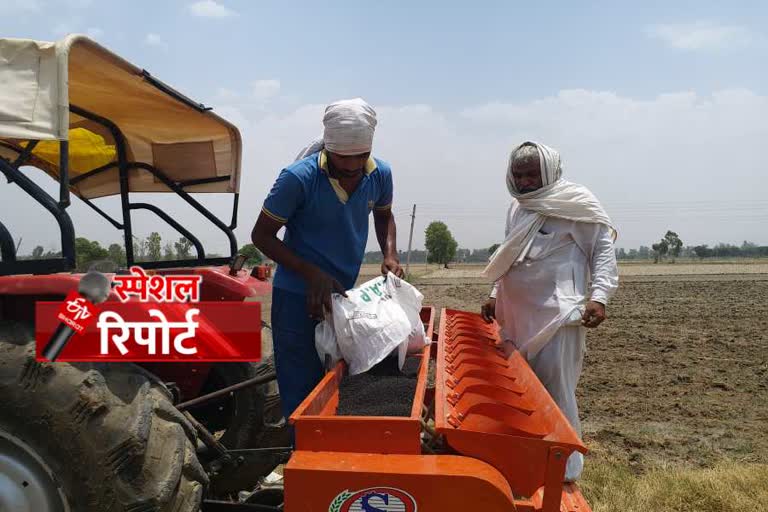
[6,1,766,106]
[2,0,768,254]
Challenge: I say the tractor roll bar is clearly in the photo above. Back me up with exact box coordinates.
[128,203,205,260]
[127,162,238,259]
[68,105,136,264]
[70,105,240,270]
[0,102,242,274]
[0,155,76,275]
[59,140,70,208]
[0,221,16,262]
[79,196,124,230]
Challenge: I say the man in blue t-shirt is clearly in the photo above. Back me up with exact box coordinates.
[251,98,404,422]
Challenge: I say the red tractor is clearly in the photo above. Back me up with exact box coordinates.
[0,35,595,512]
[0,35,288,511]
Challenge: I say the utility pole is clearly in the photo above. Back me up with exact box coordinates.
[405,204,416,277]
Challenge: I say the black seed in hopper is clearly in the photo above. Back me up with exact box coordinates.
[401,356,422,378]
[337,355,422,417]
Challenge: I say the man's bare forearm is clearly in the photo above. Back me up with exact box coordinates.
[374,210,398,259]
[252,215,318,281]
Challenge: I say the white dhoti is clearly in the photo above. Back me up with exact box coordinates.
[528,325,585,481]
[494,217,617,482]
[495,228,588,359]
[483,141,619,483]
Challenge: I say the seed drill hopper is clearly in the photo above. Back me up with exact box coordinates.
[286,308,591,512]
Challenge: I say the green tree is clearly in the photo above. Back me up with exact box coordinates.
[651,239,669,264]
[174,237,193,259]
[239,243,263,265]
[488,243,501,255]
[144,232,162,261]
[693,245,712,259]
[132,238,145,262]
[664,230,683,260]
[456,248,470,262]
[31,245,44,259]
[425,221,458,268]
[107,243,126,266]
[741,240,758,258]
[163,243,175,260]
[75,237,109,271]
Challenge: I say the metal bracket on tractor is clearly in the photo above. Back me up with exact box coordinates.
[282,307,592,512]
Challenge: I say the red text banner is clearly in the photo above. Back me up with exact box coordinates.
[36,301,262,362]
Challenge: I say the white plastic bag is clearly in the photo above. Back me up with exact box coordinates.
[315,273,428,375]
[384,273,429,354]
[334,275,410,375]
[314,315,342,370]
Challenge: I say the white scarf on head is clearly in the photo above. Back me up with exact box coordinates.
[482,141,616,282]
[295,98,377,160]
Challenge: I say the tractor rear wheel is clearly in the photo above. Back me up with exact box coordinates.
[186,357,291,496]
[189,357,290,450]
[0,321,207,512]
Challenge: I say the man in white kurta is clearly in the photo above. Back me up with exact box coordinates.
[481,141,619,482]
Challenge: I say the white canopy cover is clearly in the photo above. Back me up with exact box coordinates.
[0,35,242,199]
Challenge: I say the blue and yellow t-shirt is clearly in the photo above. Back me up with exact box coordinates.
[262,150,393,294]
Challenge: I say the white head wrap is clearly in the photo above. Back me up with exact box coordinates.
[482,141,617,282]
[323,98,377,155]
[294,98,377,160]
[506,142,562,195]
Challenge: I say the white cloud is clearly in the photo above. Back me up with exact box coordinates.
[457,89,768,247]
[213,80,281,109]
[3,88,767,254]
[85,27,103,40]
[646,21,761,51]
[219,88,768,252]
[61,0,93,7]
[215,87,240,101]
[144,33,168,50]
[53,22,75,36]
[51,18,101,38]
[251,80,281,101]
[188,0,237,18]
[6,0,41,11]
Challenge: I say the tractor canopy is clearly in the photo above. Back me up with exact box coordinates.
[0,34,242,198]
[0,35,247,274]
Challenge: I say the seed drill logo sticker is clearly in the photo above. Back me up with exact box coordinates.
[329,487,417,512]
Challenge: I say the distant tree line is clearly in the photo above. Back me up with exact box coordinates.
[42,222,722,270]
[19,233,263,271]
[616,240,768,261]
[33,223,743,270]
[364,236,768,265]
[363,248,496,265]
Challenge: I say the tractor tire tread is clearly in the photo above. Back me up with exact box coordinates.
[0,320,206,512]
